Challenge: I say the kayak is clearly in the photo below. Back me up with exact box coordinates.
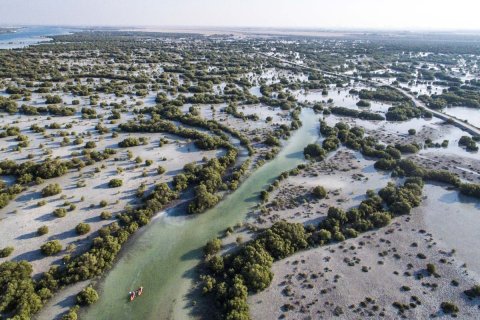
[128,287,143,301]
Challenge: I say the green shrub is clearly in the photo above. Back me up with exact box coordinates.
[100,211,112,220]
[264,135,280,146]
[118,137,140,148]
[331,106,384,120]
[45,94,62,104]
[37,225,49,236]
[76,286,99,306]
[303,143,326,160]
[333,231,346,242]
[84,141,96,149]
[41,183,62,197]
[73,137,83,145]
[157,166,166,175]
[0,260,41,317]
[75,223,91,235]
[426,263,436,275]
[260,190,269,201]
[53,208,67,218]
[0,246,14,258]
[188,184,219,214]
[204,238,222,256]
[459,183,480,199]
[440,301,459,314]
[108,179,123,188]
[41,240,62,256]
[395,143,420,154]
[312,186,327,199]
[61,306,79,320]
[356,100,371,107]
[344,228,358,238]
[464,285,480,298]
[374,158,397,171]
[258,221,308,259]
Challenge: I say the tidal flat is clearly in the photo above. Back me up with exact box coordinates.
[0,29,479,320]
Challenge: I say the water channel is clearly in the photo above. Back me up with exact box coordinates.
[83,109,320,319]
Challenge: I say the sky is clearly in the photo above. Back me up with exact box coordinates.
[1,0,480,31]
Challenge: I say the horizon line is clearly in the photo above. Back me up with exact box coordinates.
[3,24,480,34]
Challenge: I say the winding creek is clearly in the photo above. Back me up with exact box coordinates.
[34,105,480,320]
[82,109,320,319]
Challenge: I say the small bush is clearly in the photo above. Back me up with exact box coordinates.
[312,186,327,199]
[75,223,91,235]
[118,137,140,148]
[37,225,49,235]
[0,246,14,258]
[37,200,47,206]
[260,190,269,202]
[464,285,480,298]
[41,240,62,256]
[108,179,123,188]
[84,141,96,149]
[204,238,222,255]
[61,306,79,320]
[41,183,62,197]
[426,263,436,275]
[100,211,112,220]
[53,208,67,218]
[99,200,108,207]
[265,135,280,146]
[356,100,371,107]
[440,301,459,314]
[157,166,166,175]
[76,286,99,306]
[303,143,326,160]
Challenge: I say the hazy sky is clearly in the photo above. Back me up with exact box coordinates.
[1,0,480,30]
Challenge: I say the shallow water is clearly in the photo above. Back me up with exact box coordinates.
[423,184,480,279]
[249,86,262,97]
[0,26,72,49]
[443,107,480,128]
[83,109,320,320]
[295,87,392,114]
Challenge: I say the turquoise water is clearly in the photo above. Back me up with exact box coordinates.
[83,109,320,319]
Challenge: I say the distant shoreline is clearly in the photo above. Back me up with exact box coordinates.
[0,27,19,35]
[3,24,480,36]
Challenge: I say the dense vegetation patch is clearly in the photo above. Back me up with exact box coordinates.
[199,179,424,319]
